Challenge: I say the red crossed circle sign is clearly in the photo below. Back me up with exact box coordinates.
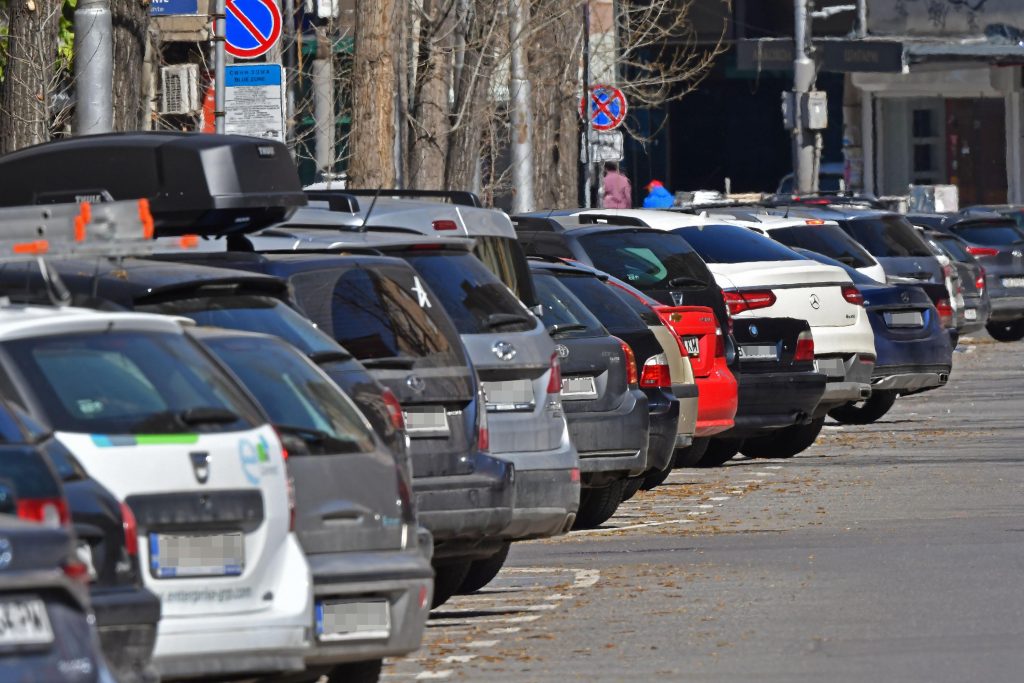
[224,0,282,59]
[580,85,628,132]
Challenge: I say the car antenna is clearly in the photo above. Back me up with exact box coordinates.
[358,187,383,233]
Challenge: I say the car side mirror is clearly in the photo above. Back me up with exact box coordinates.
[0,481,18,516]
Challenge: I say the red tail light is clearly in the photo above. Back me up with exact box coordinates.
[714,328,726,357]
[966,246,999,257]
[120,502,138,557]
[976,268,986,292]
[614,337,638,385]
[477,385,490,451]
[794,330,815,362]
[62,560,91,585]
[381,388,406,431]
[640,353,672,389]
[432,219,458,231]
[723,290,776,315]
[935,299,954,328]
[841,285,864,306]
[17,498,69,528]
[546,353,562,394]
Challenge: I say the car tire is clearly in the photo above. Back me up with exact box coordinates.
[458,542,511,595]
[573,479,626,530]
[827,390,897,425]
[326,659,383,683]
[432,560,473,608]
[986,318,1024,342]
[740,417,826,459]
[640,464,672,491]
[697,438,743,468]
[672,437,710,468]
[621,476,644,501]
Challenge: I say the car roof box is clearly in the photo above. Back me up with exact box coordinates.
[0,132,305,236]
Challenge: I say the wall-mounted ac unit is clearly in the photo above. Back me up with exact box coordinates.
[160,64,200,115]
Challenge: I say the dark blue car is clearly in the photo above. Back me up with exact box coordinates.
[796,249,954,424]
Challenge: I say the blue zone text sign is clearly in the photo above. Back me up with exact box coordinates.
[224,64,285,143]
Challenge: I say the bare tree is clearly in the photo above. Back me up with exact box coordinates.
[110,0,150,130]
[349,0,397,187]
[0,0,62,153]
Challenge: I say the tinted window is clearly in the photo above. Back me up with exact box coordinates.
[555,272,649,334]
[795,248,876,285]
[401,251,536,334]
[607,284,661,325]
[520,234,574,259]
[842,216,933,257]
[676,224,803,264]
[0,445,61,498]
[204,336,375,455]
[934,235,971,261]
[769,224,875,268]
[5,331,259,435]
[473,237,537,306]
[577,230,710,289]
[532,274,606,339]
[952,222,1024,246]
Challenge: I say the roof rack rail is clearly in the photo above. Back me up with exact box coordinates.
[338,188,482,208]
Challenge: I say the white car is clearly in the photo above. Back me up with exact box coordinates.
[0,305,312,680]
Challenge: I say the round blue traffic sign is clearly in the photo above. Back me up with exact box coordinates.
[580,85,628,132]
[224,0,282,60]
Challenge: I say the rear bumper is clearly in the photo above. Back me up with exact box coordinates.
[672,383,699,441]
[494,433,580,540]
[693,369,738,438]
[644,388,681,474]
[987,294,1024,322]
[958,293,990,333]
[304,549,433,666]
[92,586,160,683]
[565,388,649,484]
[813,354,875,416]
[725,370,827,438]
[872,364,950,393]
[413,452,515,545]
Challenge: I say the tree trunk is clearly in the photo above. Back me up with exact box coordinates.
[349,0,397,188]
[0,0,62,153]
[408,0,452,190]
[110,0,150,130]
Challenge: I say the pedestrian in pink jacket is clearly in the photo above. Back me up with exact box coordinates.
[602,162,632,209]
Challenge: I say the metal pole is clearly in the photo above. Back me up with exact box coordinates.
[856,0,867,38]
[508,0,535,213]
[73,0,113,135]
[582,0,592,208]
[792,0,816,195]
[214,0,227,134]
[312,31,335,178]
[282,0,297,145]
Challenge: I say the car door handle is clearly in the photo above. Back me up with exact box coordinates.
[319,501,371,523]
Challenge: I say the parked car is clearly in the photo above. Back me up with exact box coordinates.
[194,328,433,681]
[798,249,953,424]
[925,230,992,334]
[0,306,311,680]
[960,204,1024,230]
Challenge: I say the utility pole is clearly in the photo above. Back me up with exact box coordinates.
[508,0,535,213]
[214,0,227,134]
[582,0,592,208]
[312,27,335,177]
[73,0,113,135]
[791,0,817,195]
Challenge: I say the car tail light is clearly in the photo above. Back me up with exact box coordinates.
[432,219,458,231]
[17,497,69,528]
[841,285,864,306]
[477,385,490,452]
[794,330,815,361]
[936,299,954,328]
[805,219,826,225]
[640,353,672,389]
[546,352,562,394]
[966,245,999,257]
[715,328,726,357]
[570,468,581,483]
[381,388,406,431]
[120,502,138,557]
[62,560,91,585]
[976,268,986,292]
[614,337,638,385]
[722,289,776,315]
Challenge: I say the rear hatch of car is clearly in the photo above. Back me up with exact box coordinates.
[649,305,719,378]
[841,216,944,283]
[862,283,943,343]
[731,316,815,374]
[950,220,1024,291]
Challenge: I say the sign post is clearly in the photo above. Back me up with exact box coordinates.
[224,64,286,142]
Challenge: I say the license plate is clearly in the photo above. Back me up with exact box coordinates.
[682,336,701,357]
[150,532,244,578]
[739,344,778,361]
[561,375,598,399]
[482,379,535,411]
[964,308,978,321]
[1002,277,1024,288]
[0,598,53,646]
[813,357,845,377]
[884,310,924,328]
[402,406,450,437]
[316,599,390,642]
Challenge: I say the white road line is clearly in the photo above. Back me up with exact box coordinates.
[440,655,477,664]
[438,604,557,614]
[488,627,520,634]
[708,496,730,501]
[763,465,783,469]
[572,568,600,589]
[415,671,453,680]
[466,639,500,648]
[569,518,695,535]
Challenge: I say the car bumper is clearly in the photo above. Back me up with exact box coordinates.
[871,364,950,393]
[958,293,991,334]
[494,434,580,540]
[671,383,699,443]
[413,451,515,544]
[565,389,649,485]
[92,585,160,683]
[987,294,1024,322]
[724,370,827,438]
[303,549,433,666]
[813,354,875,416]
[693,369,738,438]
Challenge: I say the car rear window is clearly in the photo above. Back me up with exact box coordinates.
[796,248,877,286]
[952,221,1024,246]
[203,336,375,455]
[553,272,650,334]
[676,224,803,263]
[4,330,260,435]
[768,224,875,268]
[401,250,536,334]
[577,230,710,289]
[532,273,606,339]
[934,235,971,261]
[842,216,933,257]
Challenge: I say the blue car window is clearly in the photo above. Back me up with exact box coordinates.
[953,222,1024,246]
[676,224,803,264]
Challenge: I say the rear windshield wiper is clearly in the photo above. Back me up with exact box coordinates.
[275,424,364,454]
[308,349,354,364]
[547,323,588,337]
[359,356,417,369]
[131,407,238,432]
[668,276,707,288]
[485,312,534,330]
[180,407,240,426]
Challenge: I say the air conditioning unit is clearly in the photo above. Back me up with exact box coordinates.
[160,64,200,115]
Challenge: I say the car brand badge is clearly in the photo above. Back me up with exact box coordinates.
[492,340,517,361]
[809,293,821,310]
[555,344,570,359]
[406,375,426,393]
[190,452,210,484]
[749,324,759,338]
[0,538,12,570]
[670,292,685,306]
[900,290,911,303]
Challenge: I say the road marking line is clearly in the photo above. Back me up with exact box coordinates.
[488,627,521,634]
[709,496,730,501]
[440,655,476,664]
[569,518,694,535]
[466,639,500,648]
[763,465,783,469]
[415,672,453,680]
[572,568,600,589]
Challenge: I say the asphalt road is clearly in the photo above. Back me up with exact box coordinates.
[385,333,1024,682]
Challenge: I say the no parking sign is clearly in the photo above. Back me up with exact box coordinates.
[580,85,628,132]
[223,0,282,59]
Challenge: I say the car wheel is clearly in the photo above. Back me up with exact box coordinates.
[697,438,743,468]
[672,437,710,468]
[827,390,897,425]
[986,319,1024,342]
[621,476,644,501]
[326,659,383,683]
[573,479,626,530]
[432,560,473,608]
[458,542,511,595]
[740,417,826,459]
[640,464,672,491]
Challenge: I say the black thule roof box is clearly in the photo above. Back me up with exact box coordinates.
[0,132,306,235]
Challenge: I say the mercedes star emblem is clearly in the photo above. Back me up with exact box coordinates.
[406,374,426,393]
[555,344,569,359]
[900,290,911,303]
[809,293,821,310]
[492,340,517,361]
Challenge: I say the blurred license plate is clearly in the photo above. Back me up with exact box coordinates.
[316,599,390,642]
[813,358,845,377]
[402,406,450,437]
[682,336,701,357]
[150,532,244,578]
[1002,277,1024,288]
[483,379,535,411]
[884,311,924,327]
[0,598,53,646]
[561,376,597,399]
[739,344,777,361]
[964,308,978,321]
